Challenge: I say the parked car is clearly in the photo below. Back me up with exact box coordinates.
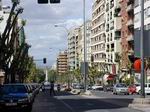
[103,85,113,92]
[0,84,34,112]
[136,83,150,95]
[74,84,84,89]
[113,83,128,95]
[92,84,103,91]
[128,84,140,94]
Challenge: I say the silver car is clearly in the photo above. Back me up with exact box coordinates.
[113,83,129,95]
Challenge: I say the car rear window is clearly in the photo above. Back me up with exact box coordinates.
[2,85,27,94]
[116,84,127,87]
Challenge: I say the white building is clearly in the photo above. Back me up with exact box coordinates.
[134,0,150,29]
[0,5,10,34]
[91,0,106,71]
[68,28,80,70]
[105,0,121,74]
[78,20,92,66]
[68,21,92,70]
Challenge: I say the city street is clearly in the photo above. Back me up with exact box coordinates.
[31,90,143,112]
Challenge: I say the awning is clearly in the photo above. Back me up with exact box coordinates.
[107,74,116,81]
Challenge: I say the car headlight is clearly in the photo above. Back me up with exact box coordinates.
[18,98,28,102]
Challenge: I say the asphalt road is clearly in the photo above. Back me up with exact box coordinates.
[31,90,143,112]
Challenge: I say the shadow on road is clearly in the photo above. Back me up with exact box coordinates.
[38,90,138,112]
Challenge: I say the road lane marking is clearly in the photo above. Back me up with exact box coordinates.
[58,99,75,112]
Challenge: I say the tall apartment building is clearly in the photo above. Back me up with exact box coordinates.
[78,20,92,66]
[105,0,121,74]
[91,0,106,71]
[120,0,134,72]
[68,21,92,70]
[68,28,80,70]
[134,0,150,29]
[57,51,68,75]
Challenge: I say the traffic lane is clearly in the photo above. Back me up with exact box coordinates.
[56,95,142,112]
[91,90,150,99]
[32,90,74,112]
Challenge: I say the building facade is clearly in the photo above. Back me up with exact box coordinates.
[120,0,134,73]
[68,28,80,70]
[57,51,68,75]
[78,20,92,66]
[105,0,122,75]
[91,0,106,71]
[68,20,92,71]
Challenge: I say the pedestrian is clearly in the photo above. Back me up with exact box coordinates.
[50,81,56,96]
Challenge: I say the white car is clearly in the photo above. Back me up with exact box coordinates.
[136,83,150,94]
[113,83,128,95]
[92,84,103,90]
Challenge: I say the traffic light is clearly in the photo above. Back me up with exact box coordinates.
[37,0,48,4]
[43,58,46,64]
[50,0,60,3]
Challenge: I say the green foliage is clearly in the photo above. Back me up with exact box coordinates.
[48,70,57,82]
[72,68,82,83]
[25,62,45,83]
[122,76,134,86]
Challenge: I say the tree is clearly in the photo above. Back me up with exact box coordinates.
[72,68,82,83]
[88,66,100,85]
[48,69,57,82]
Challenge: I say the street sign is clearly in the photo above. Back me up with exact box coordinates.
[80,62,88,75]
[134,30,150,57]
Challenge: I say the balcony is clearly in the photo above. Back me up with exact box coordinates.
[126,4,133,12]
[127,34,134,42]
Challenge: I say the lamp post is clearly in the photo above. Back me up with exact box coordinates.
[83,0,87,93]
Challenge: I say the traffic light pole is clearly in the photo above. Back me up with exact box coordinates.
[140,0,145,98]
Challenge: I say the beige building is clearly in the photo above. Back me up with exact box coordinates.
[57,51,68,75]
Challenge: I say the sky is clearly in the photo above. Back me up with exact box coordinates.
[3,0,93,67]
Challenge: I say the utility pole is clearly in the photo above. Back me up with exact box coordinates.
[140,0,145,98]
[83,0,87,92]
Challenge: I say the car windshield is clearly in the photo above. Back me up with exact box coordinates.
[116,84,127,87]
[1,85,27,94]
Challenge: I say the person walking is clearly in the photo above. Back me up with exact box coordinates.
[50,81,55,96]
